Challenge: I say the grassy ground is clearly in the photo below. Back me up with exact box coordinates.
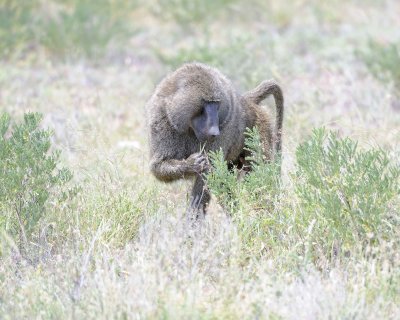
[1,0,400,319]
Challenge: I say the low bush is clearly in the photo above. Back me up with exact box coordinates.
[207,127,400,262]
[361,40,400,93]
[0,112,78,254]
[206,128,285,258]
[295,128,399,256]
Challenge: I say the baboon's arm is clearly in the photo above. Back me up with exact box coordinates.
[150,159,191,182]
[150,153,208,182]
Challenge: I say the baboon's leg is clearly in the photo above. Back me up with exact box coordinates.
[190,175,210,217]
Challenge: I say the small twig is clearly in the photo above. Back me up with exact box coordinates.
[199,142,207,154]
[14,197,28,250]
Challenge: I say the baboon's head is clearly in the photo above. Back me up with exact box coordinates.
[164,64,231,142]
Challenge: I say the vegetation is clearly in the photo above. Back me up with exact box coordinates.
[1,0,399,318]
[361,41,400,94]
[0,0,138,60]
[295,129,399,250]
[0,113,78,256]
[207,128,399,263]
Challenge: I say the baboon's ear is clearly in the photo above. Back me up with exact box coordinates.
[165,90,198,134]
[165,103,191,133]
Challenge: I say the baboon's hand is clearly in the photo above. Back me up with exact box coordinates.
[186,152,209,174]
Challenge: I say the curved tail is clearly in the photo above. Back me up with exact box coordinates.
[244,80,284,156]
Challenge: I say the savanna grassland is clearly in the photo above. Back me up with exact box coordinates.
[1,1,400,319]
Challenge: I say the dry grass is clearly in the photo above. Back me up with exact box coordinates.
[1,0,400,319]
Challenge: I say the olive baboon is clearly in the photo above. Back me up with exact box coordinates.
[146,62,284,213]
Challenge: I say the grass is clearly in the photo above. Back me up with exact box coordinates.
[0,0,139,61]
[1,0,400,319]
[361,40,400,94]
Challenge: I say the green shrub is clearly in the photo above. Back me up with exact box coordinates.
[207,128,283,256]
[242,128,282,205]
[206,149,239,212]
[295,128,400,252]
[207,127,281,213]
[0,112,78,250]
[207,127,399,261]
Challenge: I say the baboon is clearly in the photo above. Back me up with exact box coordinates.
[146,62,284,213]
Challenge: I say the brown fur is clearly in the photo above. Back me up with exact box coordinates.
[146,62,284,213]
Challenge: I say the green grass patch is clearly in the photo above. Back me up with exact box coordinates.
[361,40,400,93]
[0,0,138,61]
[151,0,238,26]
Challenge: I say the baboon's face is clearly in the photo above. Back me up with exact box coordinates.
[191,101,221,142]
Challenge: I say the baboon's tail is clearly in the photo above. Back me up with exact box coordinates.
[244,80,284,156]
